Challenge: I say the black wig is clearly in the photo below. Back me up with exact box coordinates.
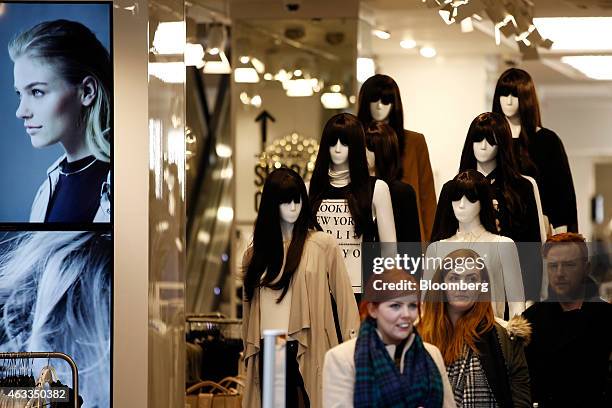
[357,74,406,159]
[491,68,541,175]
[431,170,497,242]
[459,112,525,227]
[243,168,320,303]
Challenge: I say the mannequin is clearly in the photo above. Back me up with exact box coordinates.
[358,74,436,242]
[242,168,360,408]
[365,121,420,243]
[426,170,525,319]
[309,113,396,290]
[492,68,577,234]
[457,112,545,243]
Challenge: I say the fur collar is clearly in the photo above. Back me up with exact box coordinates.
[504,315,532,345]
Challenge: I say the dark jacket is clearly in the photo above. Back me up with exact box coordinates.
[523,298,612,407]
[475,315,532,408]
[387,179,421,243]
[513,127,578,232]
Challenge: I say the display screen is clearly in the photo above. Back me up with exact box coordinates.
[0,2,113,407]
[0,1,112,225]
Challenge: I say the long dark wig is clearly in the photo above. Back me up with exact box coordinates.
[491,68,541,175]
[431,170,497,242]
[459,112,524,228]
[365,121,402,183]
[309,113,373,238]
[243,168,320,303]
[357,75,406,159]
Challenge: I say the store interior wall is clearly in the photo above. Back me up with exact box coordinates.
[377,55,490,198]
[539,93,612,238]
[113,0,149,406]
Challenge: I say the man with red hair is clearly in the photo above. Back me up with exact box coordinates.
[523,233,612,407]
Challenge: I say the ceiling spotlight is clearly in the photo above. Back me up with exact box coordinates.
[234,57,259,83]
[372,29,391,40]
[357,57,376,83]
[400,39,417,49]
[419,46,437,58]
[250,57,265,74]
[321,92,349,109]
[203,51,231,74]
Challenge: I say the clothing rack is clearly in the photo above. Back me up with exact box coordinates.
[0,351,79,408]
[186,313,241,340]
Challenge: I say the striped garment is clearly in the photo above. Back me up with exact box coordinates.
[447,346,498,408]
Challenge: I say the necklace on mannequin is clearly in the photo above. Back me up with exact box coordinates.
[454,224,487,242]
[328,168,351,188]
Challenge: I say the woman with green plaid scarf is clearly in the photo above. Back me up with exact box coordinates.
[322,269,456,407]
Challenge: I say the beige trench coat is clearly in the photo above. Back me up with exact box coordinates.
[242,231,360,408]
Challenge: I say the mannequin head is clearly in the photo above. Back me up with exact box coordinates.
[492,68,542,136]
[370,99,393,122]
[244,168,319,302]
[279,199,302,225]
[420,248,495,365]
[357,74,405,156]
[451,195,481,225]
[460,112,517,171]
[330,139,349,167]
[310,113,372,238]
[364,121,402,183]
[459,112,524,225]
[430,170,497,242]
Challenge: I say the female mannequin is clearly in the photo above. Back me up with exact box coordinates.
[426,170,525,319]
[365,121,421,243]
[357,74,436,242]
[242,168,359,408]
[492,68,577,233]
[309,113,396,289]
[457,112,545,242]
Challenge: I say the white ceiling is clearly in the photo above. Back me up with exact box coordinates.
[362,0,612,85]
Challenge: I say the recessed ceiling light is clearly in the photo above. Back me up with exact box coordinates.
[372,29,391,40]
[419,46,437,58]
[561,56,612,80]
[400,39,417,49]
[534,18,612,51]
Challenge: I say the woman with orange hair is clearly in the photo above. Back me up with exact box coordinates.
[420,249,532,408]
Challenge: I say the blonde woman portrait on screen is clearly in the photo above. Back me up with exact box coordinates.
[9,19,111,223]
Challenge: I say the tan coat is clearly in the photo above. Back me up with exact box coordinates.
[241,231,360,408]
[401,130,437,242]
[322,333,456,408]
